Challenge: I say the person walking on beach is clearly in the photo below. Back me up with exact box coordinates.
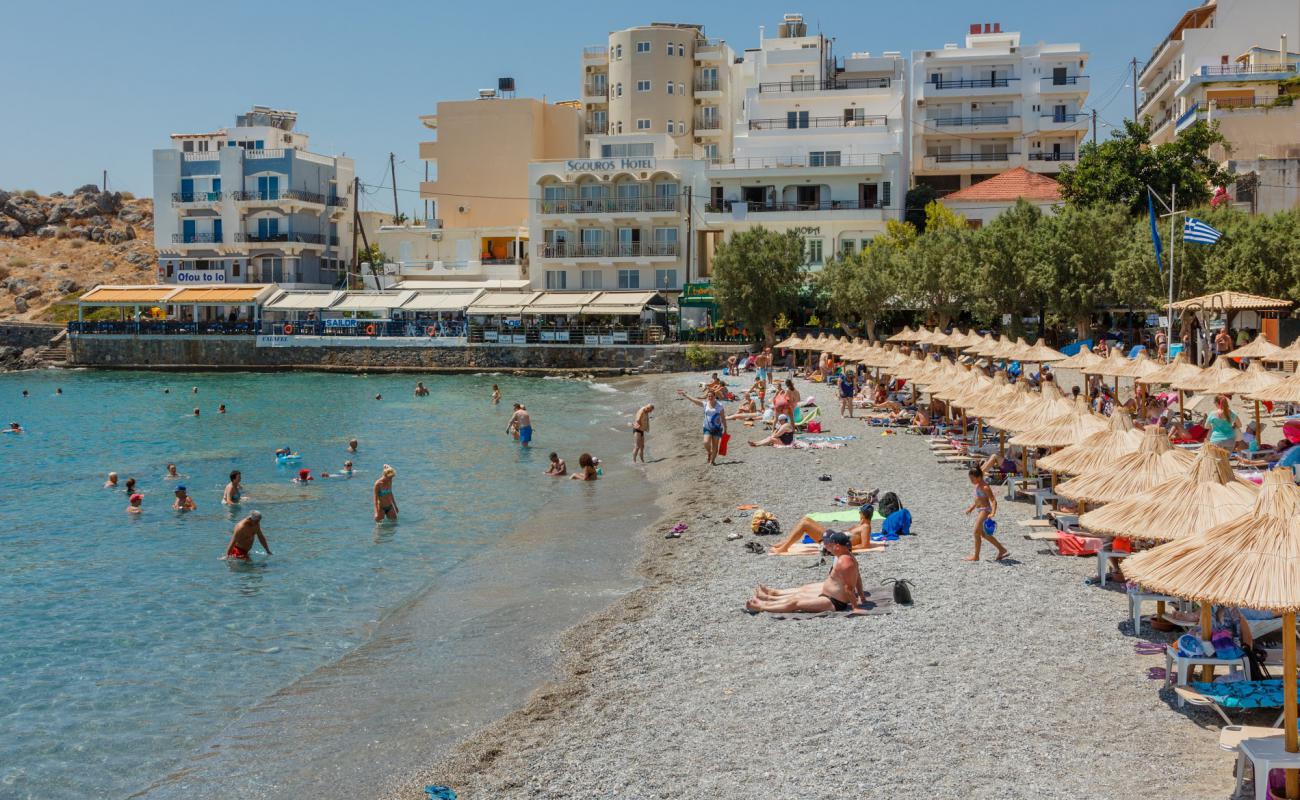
[745,532,867,614]
[839,370,857,418]
[224,511,270,560]
[632,403,653,463]
[507,403,533,447]
[491,384,501,405]
[965,468,1008,561]
[223,470,243,505]
[374,465,398,522]
[678,389,727,466]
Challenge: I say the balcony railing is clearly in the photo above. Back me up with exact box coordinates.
[694,78,720,92]
[172,191,223,204]
[1027,151,1076,162]
[929,77,1018,90]
[584,120,607,134]
[233,232,327,245]
[694,113,722,130]
[469,323,672,345]
[705,200,883,213]
[70,321,257,336]
[537,197,679,214]
[1206,95,1266,109]
[231,189,326,204]
[583,82,608,98]
[749,115,887,130]
[171,232,223,243]
[707,153,884,169]
[757,77,891,93]
[539,242,679,259]
[1176,102,1200,129]
[1043,75,1087,86]
[1139,73,1176,116]
[582,45,606,57]
[1041,112,1088,122]
[327,195,348,208]
[1201,63,1298,76]
[927,152,1018,163]
[933,115,1017,126]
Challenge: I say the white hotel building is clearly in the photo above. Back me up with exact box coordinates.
[701,15,909,269]
[910,23,1089,194]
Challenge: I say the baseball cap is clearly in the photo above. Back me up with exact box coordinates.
[129,493,143,503]
[175,484,187,492]
[858,503,874,519]
[824,531,852,548]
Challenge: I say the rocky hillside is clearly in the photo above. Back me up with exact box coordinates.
[0,185,156,321]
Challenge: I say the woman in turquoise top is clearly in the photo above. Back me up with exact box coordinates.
[1206,394,1241,448]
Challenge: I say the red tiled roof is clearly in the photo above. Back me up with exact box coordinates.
[943,167,1062,203]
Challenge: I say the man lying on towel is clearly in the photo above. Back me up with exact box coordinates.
[746,532,867,613]
[768,504,884,554]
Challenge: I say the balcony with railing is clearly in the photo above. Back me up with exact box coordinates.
[694,38,724,60]
[327,195,348,209]
[749,115,887,130]
[693,77,721,93]
[705,199,884,213]
[583,82,608,100]
[928,77,1019,91]
[538,196,679,215]
[233,232,327,245]
[171,191,223,205]
[171,232,223,244]
[757,77,891,93]
[1040,75,1090,92]
[1039,112,1089,130]
[584,119,608,135]
[539,241,679,259]
[1200,63,1298,77]
[181,151,220,162]
[694,112,722,130]
[230,189,327,206]
[707,153,884,170]
[924,152,1019,165]
[933,114,1019,128]
[1175,102,1201,131]
[583,45,607,60]
[1027,151,1076,162]
[1139,72,1177,116]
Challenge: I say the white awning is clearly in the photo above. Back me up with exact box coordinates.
[467,291,542,315]
[332,291,416,312]
[581,291,670,315]
[400,290,484,311]
[264,290,344,310]
[523,292,601,315]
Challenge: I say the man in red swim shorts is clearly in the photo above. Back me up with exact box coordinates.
[224,510,271,561]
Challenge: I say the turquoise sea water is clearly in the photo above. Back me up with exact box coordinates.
[0,370,650,799]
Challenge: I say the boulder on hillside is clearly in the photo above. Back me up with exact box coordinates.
[18,287,42,301]
[36,225,58,238]
[125,251,150,265]
[56,278,79,294]
[70,225,89,239]
[46,202,69,225]
[0,190,9,207]
[90,226,104,241]
[6,277,28,293]
[13,296,27,313]
[3,195,48,228]
[73,183,100,196]
[119,209,144,225]
[0,219,22,238]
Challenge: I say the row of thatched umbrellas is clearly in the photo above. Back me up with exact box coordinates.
[776,327,1300,793]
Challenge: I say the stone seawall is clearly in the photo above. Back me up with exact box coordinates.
[69,335,745,374]
[0,323,62,350]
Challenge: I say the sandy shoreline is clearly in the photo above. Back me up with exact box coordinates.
[389,370,1240,799]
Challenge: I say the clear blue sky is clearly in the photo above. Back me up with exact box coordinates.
[0,0,1188,214]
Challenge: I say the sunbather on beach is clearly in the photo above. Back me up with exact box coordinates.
[768,505,883,554]
[750,415,795,447]
[728,395,758,418]
[746,532,867,613]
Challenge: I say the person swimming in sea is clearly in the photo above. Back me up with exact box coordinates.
[55,388,62,396]
[104,472,119,489]
[192,408,200,417]
[5,421,22,434]
[21,390,28,398]
[347,439,359,453]
[124,477,137,495]
[223,470,243,505]
[545,452,567,476]
[165,463,181,480]
[172,485,196,512]
[415,381,430,397]
[571,453,599,481]
[192,387,198,395]
[127,493,143,514]
[218,404,227,414]
[292,468,314,485]
[374,465,398,522]
[224,511,270,561]
[321,461,354,479]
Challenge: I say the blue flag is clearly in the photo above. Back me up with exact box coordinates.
[1148,191,1163,273]
[1184,217,1223,244]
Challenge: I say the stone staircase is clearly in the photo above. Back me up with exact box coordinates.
[34,330,70,366]
[635,345,672,374]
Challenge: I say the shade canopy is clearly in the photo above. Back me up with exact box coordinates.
[1056,426,1195,505]
[775,333,802,349]
[1138,351,1204,387]
[968,376,1034,420]
[332,291,416,312]
[1168,290,1292,312]
[1091,348,1134,377]
[401,291,484,312]
[1008,397,1109,448]
[580,291,669,315]
[1036,410,1144,476]
[952,371,1010,412]
[1173,356,1242,392]
[986,381,1074,432]
[1123,350,1163,380]
[1018,339,1067,363]
[1078,445,1259,542]
[1053,344,1106,371]
[1211,360,1285,397]
[1224,333,1285,361]
[467,291,543,315]
[1121,469,1300,612]
[168,285,277,305]
[265,290,345,310]
[78,285,183,305]
[887,326,923,343]
[1249,370,1300,404]
[524,292,602,315]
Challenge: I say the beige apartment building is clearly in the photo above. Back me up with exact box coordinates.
[581,22,738,161]
[376,94,583,285]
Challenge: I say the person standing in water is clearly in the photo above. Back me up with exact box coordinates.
[677,389,727,466]
[127,493,143,514]
[507,404,533,447]
[632,404,653,463]
[491,384,501,405]
[172,485,196,512]
[415,382,430,397]
[348,439,359,453]
[223,470,243,505]
[374,465,398,522]
[545,452,567,476]
[104,472,119,488]
[965,467,1008,561]
[224,511,270,560]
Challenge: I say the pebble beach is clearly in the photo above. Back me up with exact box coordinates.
[391,370,1245,799]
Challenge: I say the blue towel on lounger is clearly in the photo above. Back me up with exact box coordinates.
[1188,679,1296,709]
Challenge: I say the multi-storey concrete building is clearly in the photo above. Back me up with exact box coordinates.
[910,23,1090,194]
[700,15,909,271]
[153,106,353,288]
[580,22,738,161]
[1138,0,1300,146]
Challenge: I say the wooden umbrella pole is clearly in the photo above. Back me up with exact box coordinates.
[999,430,1005,461]
[1199,604,1216,682]
[976,417,983,448]
[1255,399,1262,443]
[1287,611,1299,799]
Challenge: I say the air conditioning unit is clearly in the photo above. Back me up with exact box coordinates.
[916,99,925,107]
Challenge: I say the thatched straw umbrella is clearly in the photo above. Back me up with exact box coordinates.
[966,334,1001,358]
[1139,351,1205,422]
[1056,426,1195,508]
[1078,445,1258,542]
[1197,361,1286,436]
[887,326,923,343]
[1019,339,1067,364]
[1036,410,1144,477]
[987,380,1075,433]
[1223,332,1284,361]
[1249,370,1300,405]
[1008,397,1109,449]
[1054,344,1106,372]
[1121,469,1300,795]
[1173,355,1241,393]
[775,333,802,349]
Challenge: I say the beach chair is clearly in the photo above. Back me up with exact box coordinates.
[792,406,821,430]
[1173,681,1288,727]
[1165,645,1249,700]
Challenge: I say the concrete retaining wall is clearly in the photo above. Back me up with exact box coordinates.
[0,323,62,350]
[68,335,744,374]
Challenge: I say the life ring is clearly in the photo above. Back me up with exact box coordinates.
[283,323,294,334]
[425,325,437,337]
[365,324,377,336]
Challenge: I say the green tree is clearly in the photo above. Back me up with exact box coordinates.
[972,199,1047,333]
[710,226,805,345]
[818,240,900,341]
[904,185,939,232]
[1058,119,1234,214]
[898,218,976,329]
[1035,203,1129,339]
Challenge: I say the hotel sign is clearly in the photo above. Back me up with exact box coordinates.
[564,157,656,174]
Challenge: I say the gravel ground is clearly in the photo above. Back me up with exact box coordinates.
[391,370,1247,800]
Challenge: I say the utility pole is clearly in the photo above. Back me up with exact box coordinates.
[683,185,693,285]
[351,175,362,288]
[1131,57,1140,121]
[389,153,400,222]
[1091,109,1098,145]
[102,170,107,193]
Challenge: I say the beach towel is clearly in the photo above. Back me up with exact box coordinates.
[743,586,894,618]
[1055,532,1103,556]
[808,509,887,524]
[797,435,857,443]
[771,543,885,556]
[881,508,912,537]
[1188,679,1297,709]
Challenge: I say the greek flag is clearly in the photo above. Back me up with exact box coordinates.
[1183,217,1223,245]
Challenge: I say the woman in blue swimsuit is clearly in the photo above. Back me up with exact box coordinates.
[965,467,1008,561]
[678,388,727,466]
[222,469,243,505]
[374,464,399,522]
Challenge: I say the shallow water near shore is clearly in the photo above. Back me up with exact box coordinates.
[0,370,650,799]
